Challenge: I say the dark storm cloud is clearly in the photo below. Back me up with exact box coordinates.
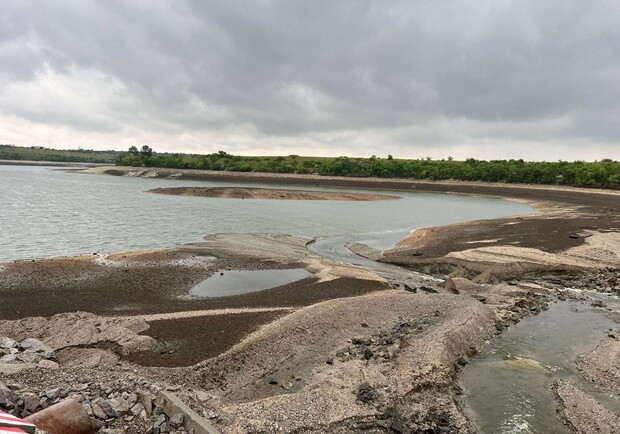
[0,0,618,159]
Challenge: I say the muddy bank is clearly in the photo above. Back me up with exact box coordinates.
[0,233,391,371]
[554,380,620,434]
[147,186,400,201]
[0,235,387,320]
[381,187,620,284]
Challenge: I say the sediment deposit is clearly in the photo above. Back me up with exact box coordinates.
[147,186,400,201]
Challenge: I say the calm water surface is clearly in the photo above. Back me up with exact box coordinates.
[0,165,535,262]
[191,268,313,297]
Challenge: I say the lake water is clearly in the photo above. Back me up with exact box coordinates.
[190,268,313,297]
[0,165,535,262]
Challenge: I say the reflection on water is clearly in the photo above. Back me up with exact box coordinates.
[462,301,620,434]
[0,165,535,262]
[190,268,312,297]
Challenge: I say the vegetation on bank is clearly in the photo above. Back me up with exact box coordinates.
[0,144,117,164]
[3,144,618,189]
[117,149,620,189]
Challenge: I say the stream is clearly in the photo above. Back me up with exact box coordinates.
[461,295,620,433]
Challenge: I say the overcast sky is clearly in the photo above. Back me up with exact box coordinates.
[1,1,619,160]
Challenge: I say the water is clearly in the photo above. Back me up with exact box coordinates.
[462,300,620,434]
[190,268,312,297]
[0,165,535,262]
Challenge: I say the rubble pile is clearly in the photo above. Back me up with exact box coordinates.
[0,337,58,369]
[0,374,208,434]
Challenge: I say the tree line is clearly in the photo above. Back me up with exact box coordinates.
[116,149,619,189]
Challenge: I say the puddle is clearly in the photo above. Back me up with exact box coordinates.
[190,268,313,297]
[461,300,620,434]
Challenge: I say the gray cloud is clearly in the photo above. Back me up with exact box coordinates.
[0,0,619,159]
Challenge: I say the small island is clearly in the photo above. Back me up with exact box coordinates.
[146,186,401,201]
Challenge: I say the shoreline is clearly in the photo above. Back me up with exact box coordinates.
[1,166,619,432]
[146,186,401,201]
[0,159,107,167]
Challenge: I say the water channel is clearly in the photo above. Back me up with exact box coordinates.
[462,296,620,433]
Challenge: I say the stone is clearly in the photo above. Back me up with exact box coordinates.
[91,403,108,420]
[356,382,377,404]
[169,413,184,428]
[37,359,59,369]
[19,338,55,359]
[0,382,16,408]
[17,352,42,364]
[138,390,153,415]
[154,414,167,427]
[130,403,144,416]
[0,337,16,349]
[0,354,21,364]
[107,397,130,417]
[23,394,41,413]
[45,388,60,400]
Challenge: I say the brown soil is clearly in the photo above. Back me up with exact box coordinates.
[147,186,399,201]
[0,252,386,320]
[125,311,286,367]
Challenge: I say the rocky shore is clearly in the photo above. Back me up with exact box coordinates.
[2,168,619,433]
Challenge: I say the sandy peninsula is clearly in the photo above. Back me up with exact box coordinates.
[1,166,619,433]
[146,186,400,201]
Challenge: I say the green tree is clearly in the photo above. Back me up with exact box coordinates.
[140,145,153,158]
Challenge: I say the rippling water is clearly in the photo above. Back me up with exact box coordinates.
[0,165,535,262]
[462,300,620,434]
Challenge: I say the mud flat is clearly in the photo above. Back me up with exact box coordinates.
[1,169,620,433]
[147,186,400,201]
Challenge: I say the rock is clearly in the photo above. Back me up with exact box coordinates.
[130,403,144,416]
[0,337,16,349]
[154,414,167,427]
[23,394,41,413]
[45,388,60,400]
[0,382,16,408]
[137,390,153,415]
[356,382,377,404]
[17,352,42,364]
[91,403,108,420]
[107,397,130,417]
[391,416,404,433]
[0,354,21,364]
[19,338,55,359]
[169,413,184,428]
[94,398,116,418]
[37,359,59,369]
[56,348,120,368]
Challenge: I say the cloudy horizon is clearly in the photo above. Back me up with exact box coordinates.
[1,1,619,161]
